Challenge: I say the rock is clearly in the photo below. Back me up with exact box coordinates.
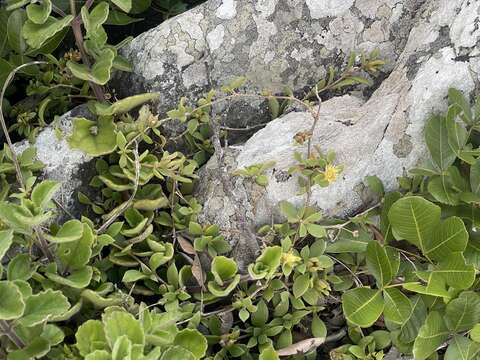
[195,0,480,258]
[114,0,425,135]
[12,106,95,221]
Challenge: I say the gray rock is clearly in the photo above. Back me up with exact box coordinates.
[195,0,480,259]
[13,106,94,221]
[115,0,424,135]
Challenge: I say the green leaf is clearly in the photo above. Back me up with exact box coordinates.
[18,289,70,327]
[251,299,269,327]
[174,329,207,359]
[388,196,440,255]
[365,175,384,196]
[112,335,132,360]
[57,224,94,270]
[23,15,73,49]
[306,223,326,238]
[7,10,26,54]
[471,324,480,342]
[111,0,132,12]
[383,288,412,325]
[471,159,480,195]
[449,88,472,123]
[425,115,456,170]
[413,311,449,360]
[365,242,398,287]
[7,253,34,281]
[293,273,310,299]
[423,216,468,261]
[342,288,384,328]
[0,229,14,260]
[311,314,327,338]
[75,320,108,356]
[445,291,480,332]
[399,296,427,344]
[31,179,60,209]
[7,337,50,360]
[69,116,117,156]
[0,281,25,320]
[82,1,109,33]
[446,105,468,156]
[0,202,32,235]
[435,252,475,290]
[44,219,84,243]
[85,350,111,360]
[159,346,195,360]
[428,174,461,205]
[67,48,115,85]
[279,201,300,222]
[26,0,52,24]
[46,266,93,288]
[103,311,144,348]
[210,256,237,284]
[259,345,279,360]
[248,246,282,280]
[445,335,480,360]
[92,93,160,116]
[122,270,148,283]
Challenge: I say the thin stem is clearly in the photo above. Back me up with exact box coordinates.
[0,62,58,263]
[69,0,104,101]
[0,320,25,349]
[0,62,47,189]
[97,141,140,234]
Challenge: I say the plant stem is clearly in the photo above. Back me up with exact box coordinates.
[0,320,25,349]
[69,0,105,102]
[97,141,140,234]
[0,62,47,189]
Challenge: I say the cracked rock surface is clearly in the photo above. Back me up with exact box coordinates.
[115,0,424,134]
[194,0,480,266]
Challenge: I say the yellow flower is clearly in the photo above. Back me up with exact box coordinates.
[282,252,301,266]
[323,164,339,184]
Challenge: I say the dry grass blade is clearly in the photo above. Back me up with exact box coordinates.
[277,337,325,357]
[178,235,196,255]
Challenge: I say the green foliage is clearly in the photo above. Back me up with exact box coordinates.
[12,49,479,360]
[233,161,276,187]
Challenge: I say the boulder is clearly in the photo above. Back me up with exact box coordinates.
[12,106,94,221]
[115,0,425,134]
[195,0,480,264]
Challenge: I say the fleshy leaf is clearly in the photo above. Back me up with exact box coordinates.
[44,219,84,243]
[111,0,132,12]
[0,229,14,260]
[92,93,159,116]
[103,311,145,348]
[19,289,70,327]
[75,319,108,356]
[173,329,207,359]
[68,116,117,156]
[0,281,25,320]
[23,15,73,49]
[67,48,115,85]
[26,0,52,24]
